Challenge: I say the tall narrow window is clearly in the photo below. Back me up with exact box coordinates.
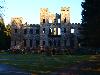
[14,41,16,46]
[64,40,66,46]
[43,28,45,33]
[64,18,66,23]
[64,28,66,33]
[24,29,27,34]
[49,28,51,34]
[43,41,45,45]
[36,29,39,34]
[43,19,45,23]
[49,40,52,46]
[58,19,60,23]
[54,40,56,46]
[58,28,61,35]
[23,39,26,47]
[71,29,74,33]
[29,29,33,34]
[30,39,32,47]
[58,40,60,46]
[15,29,17,33]
[36,40,39,47]
[54,28,56,35]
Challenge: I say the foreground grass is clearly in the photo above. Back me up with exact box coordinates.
[0,53,98,73]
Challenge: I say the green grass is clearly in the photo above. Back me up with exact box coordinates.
[0,52,98,73]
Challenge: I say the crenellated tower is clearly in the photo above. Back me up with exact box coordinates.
[11,17,23,49]
[40,8,49,25]
[61,7,70,24]
[11,17,23,28]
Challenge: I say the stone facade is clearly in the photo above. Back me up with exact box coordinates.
[10,7,80,52]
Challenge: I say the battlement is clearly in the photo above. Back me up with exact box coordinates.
[61,7,70,11]
[71,23,81,25]
[40,8,48,12]
[29,24,40,26]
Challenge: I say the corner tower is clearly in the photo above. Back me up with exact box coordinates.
[11,17,23,28]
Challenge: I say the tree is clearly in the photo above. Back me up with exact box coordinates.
[4,24,11,49]
[0,21,11,50]
[0,22,6,50]
[81,0,100,48]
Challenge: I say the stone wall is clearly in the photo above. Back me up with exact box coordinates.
[10,7,81,52]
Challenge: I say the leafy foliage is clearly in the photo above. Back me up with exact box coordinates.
[81,0,100,48]
[0,22,6,49]
[4,24,11,49]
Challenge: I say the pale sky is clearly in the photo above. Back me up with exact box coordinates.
[3,0,83,25]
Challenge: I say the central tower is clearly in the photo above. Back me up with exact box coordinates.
[40,8,49,25]
[61,7,70,24]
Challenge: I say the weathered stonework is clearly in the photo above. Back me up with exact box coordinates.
[11,7,80,52]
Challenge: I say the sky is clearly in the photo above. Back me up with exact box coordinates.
[3,0,83,25]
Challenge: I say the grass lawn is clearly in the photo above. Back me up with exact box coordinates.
[0,52,99,73]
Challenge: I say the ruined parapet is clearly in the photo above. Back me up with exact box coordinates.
[10,17,24,50]
[48,12,55,24]
[71,23,81,28]
[11,17,23,29]
[54,13,61,24]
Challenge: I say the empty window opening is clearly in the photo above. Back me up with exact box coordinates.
[23,39,26,47]
[29,29,33,34]
[63,9,65,11]
[58,28,61,35]
[30,39,32,47]
[64,28,66,33]
[43,41,45,45]
[58,19,60,23]
[49,20,52,23]
[54,40,56,46]
[71,29,74,33]
[49,28,51,34]
[43,28,45,33]
[15,29,17,33]
[54,28,56,35]
[43,19,45,23]
[14,41,16,46]
[36,29,40,34]
[24,29,27,34]
[64,40,66,46]
[49,28,52,35]
[54,19,56,23]
[64,18,66,23]
[36,40,40,47]
[58,40,60,46]
[49,40,52,46]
